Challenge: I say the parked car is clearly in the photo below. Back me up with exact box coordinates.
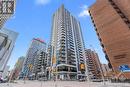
[92,79,103,82]
[38,77,47,81]
[79,78,86,82]
[0,78,3,83]
[0,78,8,83]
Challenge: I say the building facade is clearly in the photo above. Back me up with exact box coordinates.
[85,49,102,79]
[89,0,130,78]
[2,65,10,79]
[0,28,18,72]
[22,38,46,78]
[101,64,111,78]
[50,5,86,80]
[0,0,15,29]
[33,50,48,80]
[11,56,25,80]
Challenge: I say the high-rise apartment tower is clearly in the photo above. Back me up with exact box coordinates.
[50,5,86,80]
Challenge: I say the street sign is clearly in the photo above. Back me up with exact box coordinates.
[119,75,126,82]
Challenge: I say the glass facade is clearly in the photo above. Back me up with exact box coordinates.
[0,28,18,72]
[22,38,46,77]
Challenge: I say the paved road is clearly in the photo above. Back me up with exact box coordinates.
[0,80,130,87]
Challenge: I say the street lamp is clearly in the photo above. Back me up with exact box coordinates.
[23,72,26,84]
[41,66,44,87]
[53,66,57,87]
[0,71,3,78]
[7,71,10,85]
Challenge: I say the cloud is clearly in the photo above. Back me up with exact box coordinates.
[35,0,51,5]
[78,5,89,17]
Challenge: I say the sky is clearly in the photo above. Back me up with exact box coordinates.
[4,0,108,69]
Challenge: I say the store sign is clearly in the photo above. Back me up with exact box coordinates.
[52,57,56,65]
[119,65,130,72]
[28,64,33,70]
[0,1,14,14]
[80,63,85,70]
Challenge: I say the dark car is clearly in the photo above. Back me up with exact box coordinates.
[0,78,4,83]
[92,79,103,82]
[0,78,8,83]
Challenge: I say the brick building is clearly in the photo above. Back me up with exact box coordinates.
[89,0,130,79]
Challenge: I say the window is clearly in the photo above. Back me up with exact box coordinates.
[114,54,127,59]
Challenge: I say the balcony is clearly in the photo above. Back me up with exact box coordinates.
[59,59,66,62]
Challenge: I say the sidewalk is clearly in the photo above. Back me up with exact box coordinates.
[0,80,130,87]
